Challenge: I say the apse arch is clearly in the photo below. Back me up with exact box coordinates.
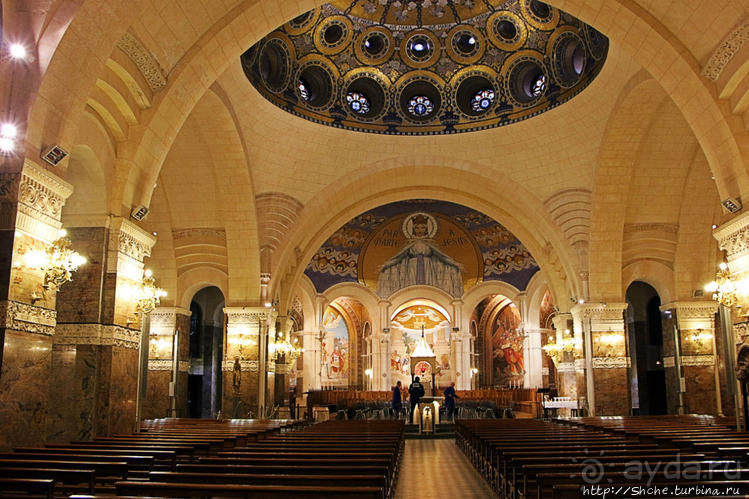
[388,287,454,319]
[275,163,577,315]
[390,299,451,324]
[323,282,380,317]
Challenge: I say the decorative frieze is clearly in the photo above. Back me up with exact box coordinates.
[149,307,191,335]
[680,355,715,367]
[222,359,259,372]
[661,301,718,330]
[572,303,628,332]
[664,356,676,368]
[0,300,56,335]
[110,218,156,262]
[623,223,678,234]
[148,360,173,371]
[592,357,630,369]
[55,323,140,348]
[702,22,749,81]
[225,307,274,327]
[116,32,167,91]
[734,322,749,343]
[574,358,586,371]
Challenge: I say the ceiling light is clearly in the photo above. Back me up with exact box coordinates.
[0,137,14,154]
[712,224,718,229]
[9,43,27,59]
[1,124,17,138]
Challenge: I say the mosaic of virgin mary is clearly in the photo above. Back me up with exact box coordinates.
[376,213,464,297]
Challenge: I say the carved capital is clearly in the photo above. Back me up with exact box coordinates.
[149,307,191,336]
[224,307,274,327]
[661,301,718,330]
[109,217,156,263]
[681,355,715,367]
[571,303,627,332]
[714,211,749,265]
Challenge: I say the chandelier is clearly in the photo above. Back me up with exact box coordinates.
[134,269,167,315]
[17,229,87,297]
[705,262,748,311]
[542,334,579,366]
[269,335,303,362]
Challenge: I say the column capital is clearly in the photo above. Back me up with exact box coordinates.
[149,306,191,335]
[661,301,718,330]
[551,313,572,332]
[224,307,276,325]
[714,211,749,269]
[109,217,157,263]
[10,160,73,241]
[571,303,628,331]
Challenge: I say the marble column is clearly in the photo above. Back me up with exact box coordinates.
[661,301,720,415]
[452,331,472,390]
[551,314,577,399]
[222,307,274,417]
[523,328,544,388]
[0,160,72,450]
[573,303,630,416]
[273,316,294,407]
[143,307,191,419]
[50,217,156,439]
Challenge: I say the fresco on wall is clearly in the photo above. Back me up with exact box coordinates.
[321,306,349,387]
[305,200,539,298]
[539,290,555,330]
[492,304,524,386]
[390,303,451,387]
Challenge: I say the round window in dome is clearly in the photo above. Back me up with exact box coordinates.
[407,95,434,117]
[496,20,517,40]
[409,37,431,58]
[346,91,370,114]
[456,33,477,54]
[471,89,495,113]
[298,80,310,102]
[530,0,551,19]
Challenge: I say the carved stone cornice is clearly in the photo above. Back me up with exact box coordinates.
[222,359,259,372]
[714,211,749,264]
[592,357,631,369]
[574,358,586,371]
[109,217,156,263]
[623,223,678,234]
[225,307,275,327]
[0,300,56,335]
[149,307,191,336]
[571,303,627,331]
[702,21,749,81]
[54,323,140,348]
[734,322,749,343]
[661,301,718,330]
[681,355,715,367]
[116,32,167,91]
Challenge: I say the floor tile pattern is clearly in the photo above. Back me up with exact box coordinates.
[395,439,497,498]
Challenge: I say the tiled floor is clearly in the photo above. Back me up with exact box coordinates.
[395,439,497,498]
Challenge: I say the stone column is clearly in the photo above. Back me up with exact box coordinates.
[302,330,320,391]
[376,300,391,391]
[573,303,630,416]
[524,328,544,388]
[661,301,720,415]
[273,316,294,408]
[452,331,472,390]
[0,161,72,449]
[51,216,156,439]
[143,307,191,419]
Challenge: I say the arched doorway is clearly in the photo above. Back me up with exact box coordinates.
[187,286,225,418]
[626,281,667,415]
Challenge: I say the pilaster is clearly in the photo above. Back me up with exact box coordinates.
[572,303,629,416]
[0,161,72,450]
[661,301,720,415]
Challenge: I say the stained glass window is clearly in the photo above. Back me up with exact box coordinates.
[346,91,370,114]
[532,74,546,97]
[298,80,310,101]
[407,95,434,117]
[471,89,495,112]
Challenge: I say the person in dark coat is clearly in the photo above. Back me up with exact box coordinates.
[392,381,403,418]
[443,382,459,421]
[408,376,425,423]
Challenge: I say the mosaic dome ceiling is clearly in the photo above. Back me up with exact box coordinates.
[241,0,608,135]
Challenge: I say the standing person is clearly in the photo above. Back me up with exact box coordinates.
[392,381,403,419]
[444,382,459,421]
[289,387,297,419]
[408,376,425,423]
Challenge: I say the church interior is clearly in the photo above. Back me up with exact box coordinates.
[3,0,749,497]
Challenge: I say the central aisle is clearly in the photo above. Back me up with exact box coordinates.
[395,439,497,498]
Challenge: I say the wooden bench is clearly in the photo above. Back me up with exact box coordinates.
[0,478,55,499]
[115,481,385,498]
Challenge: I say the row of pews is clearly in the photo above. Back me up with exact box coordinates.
[0,418,404,498]
[456,415,749,498]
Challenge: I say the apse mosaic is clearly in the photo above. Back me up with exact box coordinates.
[240,0,608,135]
[321,306,350,386]
[305,200,539,297]
[491,303,524,385]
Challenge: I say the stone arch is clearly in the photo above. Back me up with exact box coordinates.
[275,161,576,317]
[622,260,675,306]
[178,268,229,309]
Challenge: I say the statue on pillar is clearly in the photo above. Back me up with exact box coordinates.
[232,357,242,396]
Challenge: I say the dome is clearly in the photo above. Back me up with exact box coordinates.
[241,0,608,135]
